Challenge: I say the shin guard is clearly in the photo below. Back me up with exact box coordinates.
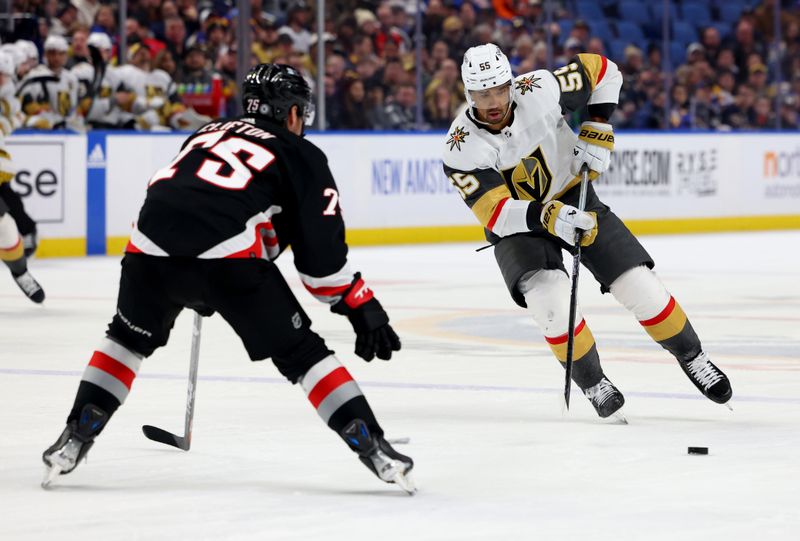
[520,270,604,389]
[299,355,382,436]
[610,266,701,362]
[69,338,143,423]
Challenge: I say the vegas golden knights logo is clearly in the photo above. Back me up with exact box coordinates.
[57,91,71,116]
[504,147,553,201]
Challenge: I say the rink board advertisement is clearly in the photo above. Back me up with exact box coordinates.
[6,134,86,254]
[6,131,800,257]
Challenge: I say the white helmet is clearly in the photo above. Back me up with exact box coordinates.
[44,35,69,52]
[0,52,14,76]
[88,32,112,51]
[16,39,40,62]
[0,43,25,70]
[461,43,514,109]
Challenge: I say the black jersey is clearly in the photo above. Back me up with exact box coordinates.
[126,116,356,304]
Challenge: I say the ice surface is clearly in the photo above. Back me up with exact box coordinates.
[1,231,799,540]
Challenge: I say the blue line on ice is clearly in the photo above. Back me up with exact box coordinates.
[3,367,798,405]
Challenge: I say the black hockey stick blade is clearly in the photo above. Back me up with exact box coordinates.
[142,424,189,451]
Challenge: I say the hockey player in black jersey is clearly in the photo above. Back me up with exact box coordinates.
[42,64,414,493]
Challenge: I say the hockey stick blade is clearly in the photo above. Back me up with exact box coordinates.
[142,424,188,450]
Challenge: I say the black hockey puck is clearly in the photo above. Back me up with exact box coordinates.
[688,447,709,455]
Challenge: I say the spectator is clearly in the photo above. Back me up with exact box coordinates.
[587,37,605,56]
[721,84,757,129]
[279,1,312,54]
[375,3,406,56]
[253,19,281,64]
[50,3,80,37]
[700,27,722,63]
[778,95,799,129]
[441,15,468,61]
[670,84,691,128]
[91,5,116,37]
[175,45,213,86]
[164,16,188,60]
[334,77,371,130]
[748,63,769,94]
[733,19,766,75]
[215,45,238,116]
[426,84,462,129]
[67,28,90,69]
[752,95,775,128]
[73,0,101,29]
[380,82,420,131]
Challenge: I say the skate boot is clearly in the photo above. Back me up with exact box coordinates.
[679,351,732,405]
[42,404,108,488]
[13,270,44,303]
[583,377,626,421]
[340,419,416,495]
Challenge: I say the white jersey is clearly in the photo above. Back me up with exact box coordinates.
[0,80,20,180]
[442,53,621,239]
[71,62,123,126]
[16,64,80,129]
[0,80,22,134]
[116,65,183,130]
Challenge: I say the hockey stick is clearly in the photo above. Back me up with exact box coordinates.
[82,45,107,121]
[142,311,202,450]
[564,166,590,410]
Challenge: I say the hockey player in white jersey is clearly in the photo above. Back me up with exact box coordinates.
[115,43,210,131]
[16,36,80,130]
[0,52,44,302]
[0,51,38,257]
[71,32,125,128]
[442,44,732,418]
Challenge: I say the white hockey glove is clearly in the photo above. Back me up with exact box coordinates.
[541,200,598,247]
[571,121,614,176]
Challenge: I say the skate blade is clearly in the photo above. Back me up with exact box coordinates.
[385,437,410,445]
[393,471,417,495]
[723,402,733,412]
[41,464,63,489]
[611,410,628,424]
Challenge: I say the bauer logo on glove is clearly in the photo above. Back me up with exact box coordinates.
[541,200,598,247]
[571,121,614,176]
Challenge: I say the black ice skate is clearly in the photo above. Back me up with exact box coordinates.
[583,377,627,422]
[13,270,44,303]
[340,419,416,495]
[42,404,108,488]
[679,351,732,406]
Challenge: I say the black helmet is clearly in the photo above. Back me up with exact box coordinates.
[241,63,315,126]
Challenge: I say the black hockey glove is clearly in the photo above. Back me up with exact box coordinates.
[331,273,401,362]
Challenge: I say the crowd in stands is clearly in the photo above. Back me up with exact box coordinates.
[0,0,798,132]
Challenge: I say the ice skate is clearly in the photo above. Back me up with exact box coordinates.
[341,419,416,495]
[583,377,626,422]
[13,270,44,303]
[679,351,732,405]
[42,404,107,488]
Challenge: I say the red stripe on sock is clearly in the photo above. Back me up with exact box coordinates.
[486,198,509,232]
[545,319,586,345]
[88,351,136,389]
[307,367,353,408]
[640,296,676,327]
[0,237,21,251]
